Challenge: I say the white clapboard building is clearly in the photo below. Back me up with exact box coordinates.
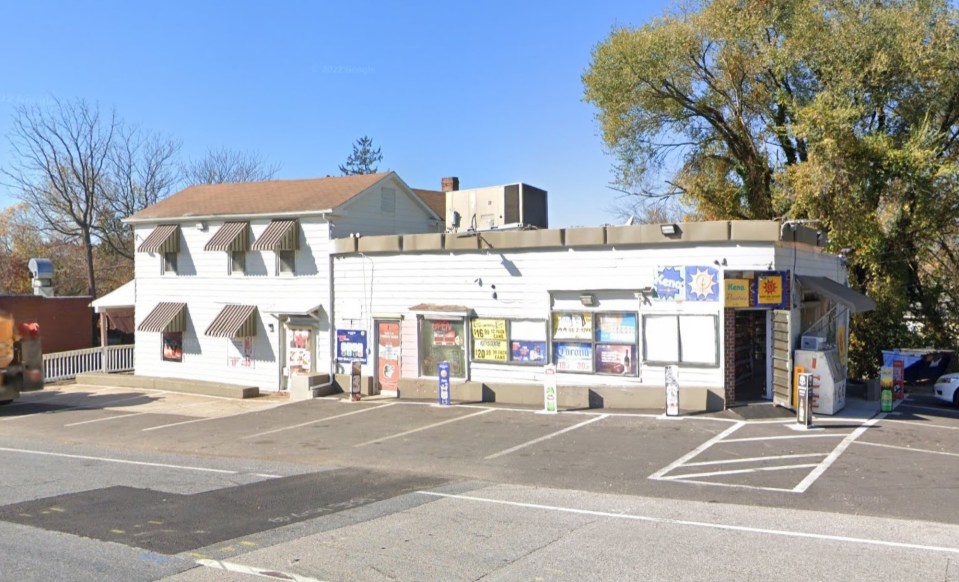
[125,172,444,393]
[330,216,874,412]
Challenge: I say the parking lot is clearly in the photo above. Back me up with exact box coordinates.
[2,383,959,525]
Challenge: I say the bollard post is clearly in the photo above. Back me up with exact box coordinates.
[797,373,813,427]
[543,364,558,414]
[350,360,362,401]
[665,365,680,416]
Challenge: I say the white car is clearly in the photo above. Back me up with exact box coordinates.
[934,373,959,406]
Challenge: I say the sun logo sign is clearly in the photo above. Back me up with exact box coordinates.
[685,266,719,301]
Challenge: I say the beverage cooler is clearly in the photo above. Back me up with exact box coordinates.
[794,348,846,415]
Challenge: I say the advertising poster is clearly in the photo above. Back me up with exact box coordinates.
[430,320,462,346]
[725,278,750,307]
[551,312,592,340]
[754,271,788,308]
[594,344,636,375]
[553,342,593,372]
[377,321,400,393]
[473,338,509,362]
[162,331,183,362]
[228,336,254,369]
[685,266,720,301]
[336,329,368,363]
[511,340,547,363]
[656,266,685,301]
[893,359,905,400]
[471,319,507,340]
[595,313,637,343]
[287,328,312,375]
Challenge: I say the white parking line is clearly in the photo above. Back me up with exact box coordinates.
[854,440,959,458]
[142,404,285,432]
[417,491,959,555]
[0,393,156,421]
[793,417,881,493]
[355,409,494,448]
[682,453,826,468]
[721,433,847,443]
[196,559,323,581]
[648,421,744,480]
[892,403,959,415]
[242,402,396,440]
[0,446,280,477]
[664,463,821,481]
[484,414,608,460]
[880,418,959,431]
[64,411,151,427]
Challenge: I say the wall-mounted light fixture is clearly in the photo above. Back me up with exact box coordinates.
[660,223,679,236]
[637,286,656,305]
[196,221,208,231]
[714,258,727,267]
[268,323,275,333]
[579,293,595,307]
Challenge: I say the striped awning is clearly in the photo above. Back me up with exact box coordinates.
[137,225,180,253]
[138,302,187,333]
[205,304,258,337]
[204,222,249,252]
[251,220,298,251]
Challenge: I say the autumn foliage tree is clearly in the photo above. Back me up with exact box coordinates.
[584,0,959,376]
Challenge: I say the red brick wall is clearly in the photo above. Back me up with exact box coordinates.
[724,308,736,404]
[0,296,94,353]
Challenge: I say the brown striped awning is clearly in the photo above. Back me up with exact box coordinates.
[204,222,249,252]
[205,304,258,337]
[250,220,298,251]
[138,302,187,333]
[137,225,180,253]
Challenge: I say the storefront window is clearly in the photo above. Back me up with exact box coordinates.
[551,311,640,375]
[471,318,547,364]
[643,314,719,366]
[419,318,466,378]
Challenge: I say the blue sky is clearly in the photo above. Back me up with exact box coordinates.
[0,1,669,228]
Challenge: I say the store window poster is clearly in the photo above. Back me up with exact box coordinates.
[553,342,593,372]
[595,313,637,343]
[552,312,592,340]
[162,331,183,362]
[287,328,313,375]
[595,344,636,375]
[511,340,546,362]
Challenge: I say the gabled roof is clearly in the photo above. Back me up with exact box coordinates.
[126,172,394,222]
[412,188,446,220]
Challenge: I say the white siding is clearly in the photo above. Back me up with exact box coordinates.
[330,175,439,237]
[133,217,333,391]
[333,243,779,388]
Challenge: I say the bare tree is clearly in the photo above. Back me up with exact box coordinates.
[102,125,181,259]
[3,98,116,298]
[181,146,278,185]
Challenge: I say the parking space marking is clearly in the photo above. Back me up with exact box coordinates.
[417,490,959,556]
[0,393,157,422]
[0,446,281,477]
[664,463,821,481]
[793,417,881,493]
[894,403,959,415]
[355,409,495,448]
[484,414,609,460]
[142,403,291,432]
[721,434,847,443]
[880,418,959,431]
[242,402,397,440]
[64,411,151,427]
[682,453,825,468]
[854,440,959,458]
[648,422,745,480]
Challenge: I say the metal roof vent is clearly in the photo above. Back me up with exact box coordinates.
[28,258,54,298]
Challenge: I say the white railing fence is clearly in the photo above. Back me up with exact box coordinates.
[43,345,135,383]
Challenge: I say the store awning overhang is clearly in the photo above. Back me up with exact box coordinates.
[137,225,180,253]
[797,276,876,313]
[250,220,298,251]
[138,302,187,333]
[262,301,325,321]
[204,222,249,252]
[205,304,258,337]
[409,304,474,319]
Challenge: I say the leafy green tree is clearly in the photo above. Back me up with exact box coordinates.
[583,0,959,377]
[339,136,383,175]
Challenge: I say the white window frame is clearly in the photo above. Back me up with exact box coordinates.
[642,313,720,367]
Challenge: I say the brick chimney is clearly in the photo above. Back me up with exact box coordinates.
[441,176,460,192]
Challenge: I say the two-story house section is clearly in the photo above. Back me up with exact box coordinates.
[124,172,444,392]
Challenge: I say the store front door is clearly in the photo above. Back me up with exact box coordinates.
[734,310,768,401]
[375,320,401,396]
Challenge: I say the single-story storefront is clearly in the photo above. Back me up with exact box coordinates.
[329,220,873,412]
